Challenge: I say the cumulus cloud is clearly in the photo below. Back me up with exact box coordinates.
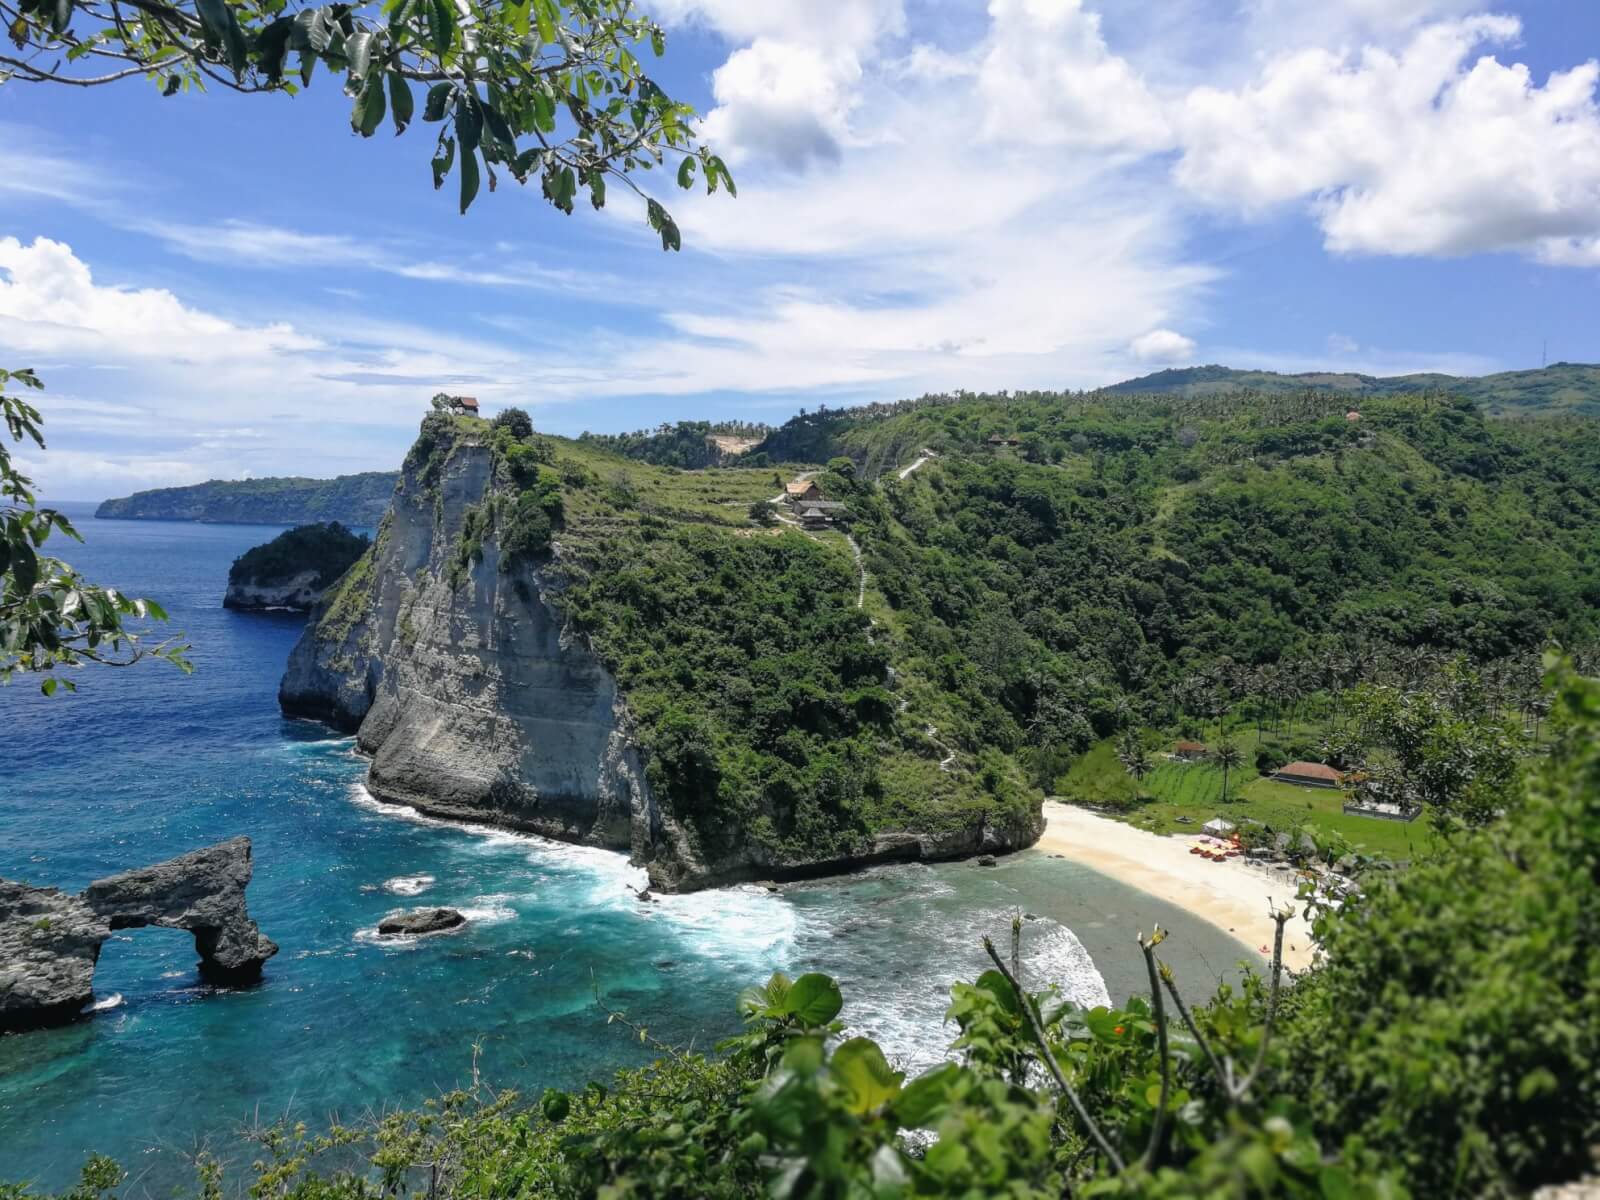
[1174,17,1600,261]
[979,0,1171,151]
[1129,329,1198,363]
[699,40,862,169]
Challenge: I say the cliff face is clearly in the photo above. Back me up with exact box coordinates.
[279,425,663,863]
[225,570,324,612]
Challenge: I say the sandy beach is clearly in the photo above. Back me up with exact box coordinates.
[1037,802,1319,971]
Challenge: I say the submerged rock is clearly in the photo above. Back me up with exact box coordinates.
[0,837,277,1032]
[377,907,466,936]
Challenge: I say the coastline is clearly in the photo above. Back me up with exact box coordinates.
[1036,801,1318,972]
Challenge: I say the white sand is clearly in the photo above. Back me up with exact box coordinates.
[1037,802,1318,971]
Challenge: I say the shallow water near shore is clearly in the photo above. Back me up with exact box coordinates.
[0,505,1252,1192]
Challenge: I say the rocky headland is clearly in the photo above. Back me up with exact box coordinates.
[280,414,1041,893]
[97,472,397,526]
[0,837,277,1032]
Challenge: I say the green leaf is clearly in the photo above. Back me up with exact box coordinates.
[422,81,452,121]
[532,0,556,43]
[892,1063,960,1128]
[344,29,373,81]
[831,1038,904,1115]
[785,973,843,1025]
[1319,1166,1356,1200]
[11,538,37,594]
[459,145,480,213]
[1517,1067,1558,1101]
[425,0,453,53]
[431,136,455,189]
[539,1088,569,1122]
[587,170,605,210]
[194,0,247,74]
[481,102,516,154]
[781,1035,824,1075]
[353,74,387,138]
[456,93,482,151]
[388,72,414,134]
[676,157,695,189]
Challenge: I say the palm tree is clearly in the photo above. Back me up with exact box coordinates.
[1212,740,1244,804]
[1118,731,1151,785]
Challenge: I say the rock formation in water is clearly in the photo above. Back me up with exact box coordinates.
[225,523,371,612]
[0,837,277,1032]
[377,907,465,936]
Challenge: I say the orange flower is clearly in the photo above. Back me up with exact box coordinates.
[1113,1025,1125,1036]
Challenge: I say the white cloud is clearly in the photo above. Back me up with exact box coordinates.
[1174,17,1600,261]
[139,219,619,295]
[1129,329,1198,363]
[978,0,1171,151]
[700,40,861,169]
[649,0,902,48]
[1327,333,1361,355]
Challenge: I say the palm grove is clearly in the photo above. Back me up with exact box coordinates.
[3,1,1600,1196]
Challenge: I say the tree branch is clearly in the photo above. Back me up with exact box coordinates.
[1138,929,1172,1170]
[982,935,1127,1173]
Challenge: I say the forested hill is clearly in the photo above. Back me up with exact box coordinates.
[748,390,1598,792]
[95,472,397,526]
[1100,361,1600,416]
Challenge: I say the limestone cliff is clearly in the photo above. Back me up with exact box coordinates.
[280,420,663,865]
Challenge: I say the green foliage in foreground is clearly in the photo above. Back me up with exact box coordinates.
[2,369,190,693]
[15,666,1597,1199]
[229,523,370,590]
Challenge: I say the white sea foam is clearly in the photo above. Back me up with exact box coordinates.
[347,782,797,965]
[458,895,517,924]
[87,993,124,1013]
[383,874,436,896]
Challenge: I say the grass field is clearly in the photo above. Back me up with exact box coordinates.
[1054,737,1431,861]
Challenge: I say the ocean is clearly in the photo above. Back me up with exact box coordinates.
[0,504,1251,1192]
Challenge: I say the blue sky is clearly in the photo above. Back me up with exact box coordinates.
[3,0,1599,498]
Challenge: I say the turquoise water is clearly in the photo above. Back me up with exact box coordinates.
[0,505,1252,1192]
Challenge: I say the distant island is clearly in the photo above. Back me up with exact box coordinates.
[96,472,397,526]
[1103,361,1600,417]
[225,522,371,612]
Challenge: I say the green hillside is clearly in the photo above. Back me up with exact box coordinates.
[399,392,1600,876]
[95,472,397,526]
[1101,361,1600,417]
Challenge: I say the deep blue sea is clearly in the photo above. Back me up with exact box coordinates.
[1,504,1251,1193]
